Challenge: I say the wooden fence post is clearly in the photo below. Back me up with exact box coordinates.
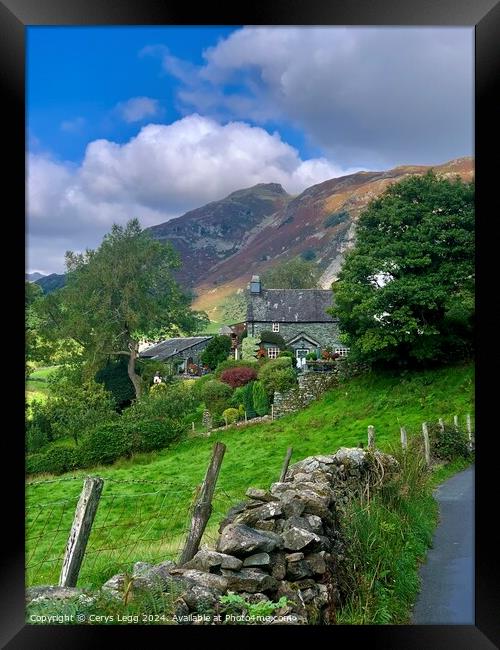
[454,415,459,431]
[466,414,473,446]
[244,410,248,424]
[271,403,274,421]
[367,425,375,451]
[59,476,104,588]
[438,418,445,433]
[400,426,407,451]
[422,422,431,467]
[279,447,293,482]
[179,442,226,565]
[192,421,195,433]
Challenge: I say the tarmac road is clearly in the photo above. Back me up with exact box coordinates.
[412,464,474,624]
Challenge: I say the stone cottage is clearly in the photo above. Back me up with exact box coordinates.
[139,336,213,373]
[246,275,348,362]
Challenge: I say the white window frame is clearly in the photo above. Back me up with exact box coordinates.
[267,347,280,359]
[334,347,350,357]
[272,322,280,332]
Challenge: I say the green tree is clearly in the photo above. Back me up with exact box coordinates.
[261,257,320,289]
[252,380,269,416]
[329,172,474,366]
[25,281,55,376]
[36,219,207,398]
[200,335,232,370]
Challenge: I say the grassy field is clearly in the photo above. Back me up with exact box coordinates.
[26,362,474,591]
[25,366,59,405]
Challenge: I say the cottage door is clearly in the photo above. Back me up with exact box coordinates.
[296,348,309,361]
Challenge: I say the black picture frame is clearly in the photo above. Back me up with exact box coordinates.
[3,0,499,646]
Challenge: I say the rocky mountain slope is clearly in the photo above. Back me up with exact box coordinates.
[34,157,473,323]
[189,157,473,320]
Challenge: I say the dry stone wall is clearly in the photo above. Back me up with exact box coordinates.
[27,447,399,625]
[273,372,338,419]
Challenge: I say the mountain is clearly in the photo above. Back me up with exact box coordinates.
[35,272,66,294]
[33,157,473,315]
[187,157,474,320]
[147,183,290,287]
[26,272,46,282]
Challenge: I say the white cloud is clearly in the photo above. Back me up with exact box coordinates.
[164,27,473,168]
[115,97,161,123]
[27,115,353,272]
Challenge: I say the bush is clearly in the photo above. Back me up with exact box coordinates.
[78,422,134,468]
[201,380,233,418]
[428,422,471,460]
[190,373,214,404]
[258,357,297,396]
[27,399,54,443]
[278,349,297,368]
[242,336,260,360]
[220,366,258,388]
[123,383,195,452]
[200,335,232,370]
[215,358,258,378]
[252,381,269,416]
[306,351,319,360]
[241,381,257,418]
[222,408,239,425]
[26,423,49,453]
[26,447,78,476]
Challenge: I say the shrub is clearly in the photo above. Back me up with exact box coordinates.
[306,351,319,360]
[241,381,257,418]
[45,373,118,445]
[26,423,49,453]
[26,447,78,475]
[252,381,269,416]
[200,335,232,370]
[27,399,54,443]
[428,422,471,460]
[222,408,239,425]
[78,422,134,468]
[258,357,297,396]
[220,366,258,388]
[201,380,233,418]
[242,336,260,360]
[215,359,258,378]
[278,349,297,368]
[190,373,214,404]
[123,383,195,452]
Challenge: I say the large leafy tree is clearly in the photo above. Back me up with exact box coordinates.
[37,219,208,398]
[329,172,474,366]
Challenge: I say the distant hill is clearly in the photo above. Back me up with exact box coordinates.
[35,273,66,294]
[26,272,46,282]
[33,157,473,314]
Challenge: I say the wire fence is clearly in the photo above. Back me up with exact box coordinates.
[26,474,242,589]
[26,413,474,590]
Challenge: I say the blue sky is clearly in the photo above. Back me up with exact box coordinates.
[27,26,473,274]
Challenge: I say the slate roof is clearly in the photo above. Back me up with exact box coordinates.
[247,289,336,323]
[139,336,212,361]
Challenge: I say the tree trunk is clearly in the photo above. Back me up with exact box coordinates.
[127,341,142,399]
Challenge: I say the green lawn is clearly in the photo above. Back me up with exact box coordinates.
[26,362,474,590]
[26,366,60,404]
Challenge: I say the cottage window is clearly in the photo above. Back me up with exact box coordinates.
[272,322,280,332]
[334,347,350,357]
[267,347,280,359]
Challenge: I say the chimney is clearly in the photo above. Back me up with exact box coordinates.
[250,275,261,294]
